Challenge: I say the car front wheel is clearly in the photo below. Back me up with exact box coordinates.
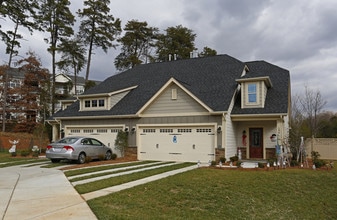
[105,151,112,160]
[77,152,86,164]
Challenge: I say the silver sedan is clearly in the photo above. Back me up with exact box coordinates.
[46,136,113,164]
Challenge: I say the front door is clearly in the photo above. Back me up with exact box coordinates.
[249,128,263,158]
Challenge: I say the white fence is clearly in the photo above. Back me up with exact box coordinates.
[305,138,337,160]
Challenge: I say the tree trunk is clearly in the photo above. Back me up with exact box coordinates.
[85,40,93,82]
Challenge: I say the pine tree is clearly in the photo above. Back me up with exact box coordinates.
[77,0,121,81]
[114,20,158,71]
[36,0,75,114]
[155,25,197,62]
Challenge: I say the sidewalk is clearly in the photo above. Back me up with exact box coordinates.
[0,165,97,220]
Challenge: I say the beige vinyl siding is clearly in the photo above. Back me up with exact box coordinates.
[242,81,268,109]
[109,90,130,109]
[142,85,207,115]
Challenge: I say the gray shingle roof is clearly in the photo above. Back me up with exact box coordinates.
[231,60,290,114]
[51,55,289,118]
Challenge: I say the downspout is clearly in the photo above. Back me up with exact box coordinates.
[222,112,226,160]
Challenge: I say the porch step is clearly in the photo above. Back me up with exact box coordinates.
[240,162,258,168]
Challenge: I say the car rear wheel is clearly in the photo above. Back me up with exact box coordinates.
[78,152,86,164]
[51,159,60,163]
[105,151,112,160]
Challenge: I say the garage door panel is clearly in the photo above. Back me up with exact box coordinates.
[139,126,215,163]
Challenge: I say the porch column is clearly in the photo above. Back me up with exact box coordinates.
[52,124,59,142]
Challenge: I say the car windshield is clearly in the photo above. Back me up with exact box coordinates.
[57,137,78,144]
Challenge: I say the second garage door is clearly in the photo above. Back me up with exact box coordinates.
[138,126,215,163]
[65,126,123,156]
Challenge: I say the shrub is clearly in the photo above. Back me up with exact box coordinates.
[230,155,238,162]
[32,151,39,157]
[111,153,117,160]
[20,150,30,157]
[11,152,17,157]
[219,157,226,163]
[211,160,217,166]
[313,159,326,168]
[258,162,265,168]
[311,151,320,161]
[290,160,299,167]
[236,161,242,167]
[85,156,92,163]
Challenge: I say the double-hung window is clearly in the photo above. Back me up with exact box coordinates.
[248,83,257,103]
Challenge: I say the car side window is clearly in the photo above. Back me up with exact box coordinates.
[82,139,90,145]
[90,139,102,146]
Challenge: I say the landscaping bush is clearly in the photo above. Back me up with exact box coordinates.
[20,150,30,157]
[258,162,265,168]
[85,156,92,163]
[230,155,238,162]
[219,157,226,163]
[313,159,326,168]
[211,160,217,166]
[311,151,326,168]
[111,153,117,160]
[290,160,299,167]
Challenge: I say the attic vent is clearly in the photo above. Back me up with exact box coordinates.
[171,89,177,100]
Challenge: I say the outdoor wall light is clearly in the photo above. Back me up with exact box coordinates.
[217,126,222,133]
[192,144,195,149]
[131,127,136,133]
[124,126,129,132]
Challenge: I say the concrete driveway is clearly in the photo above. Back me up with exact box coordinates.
[0,164,97,220]
[0,160,200,220]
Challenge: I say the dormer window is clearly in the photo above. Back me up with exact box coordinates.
[248,83,257,103]
[236,76,272,109]
[83,99,105,109]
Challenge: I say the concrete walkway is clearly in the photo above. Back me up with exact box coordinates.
[0,165,97,220]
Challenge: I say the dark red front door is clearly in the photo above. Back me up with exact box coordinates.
[249,128,263,158]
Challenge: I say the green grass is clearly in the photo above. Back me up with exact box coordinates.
[64,161,156,177]
[69,161,174,182]
[87,168,337,220]
[0,152,48,167]
[75,162,194,194]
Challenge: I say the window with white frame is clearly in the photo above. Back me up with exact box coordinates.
[83,99,105,109]
[248,83,257,103]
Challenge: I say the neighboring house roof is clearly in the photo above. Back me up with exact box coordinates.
[5,68,25,78]
[51,54,290,118]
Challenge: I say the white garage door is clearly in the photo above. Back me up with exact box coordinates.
[138,126,215,163]
[66,127,123,156]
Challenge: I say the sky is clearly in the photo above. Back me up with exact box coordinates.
[1,0,337,111]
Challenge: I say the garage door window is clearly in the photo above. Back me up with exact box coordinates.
[160,129,173,133]
[143,129,156,133]
[97,129,107,133]
[197,128,212,133]
[178,128,192,133]
[70,129,80,133]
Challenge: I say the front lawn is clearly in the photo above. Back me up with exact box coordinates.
[88,167,337,219]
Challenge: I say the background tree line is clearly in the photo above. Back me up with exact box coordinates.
[0,0,216,133]
[1,0,336,145]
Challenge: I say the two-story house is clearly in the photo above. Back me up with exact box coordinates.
[48,54,291,162]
